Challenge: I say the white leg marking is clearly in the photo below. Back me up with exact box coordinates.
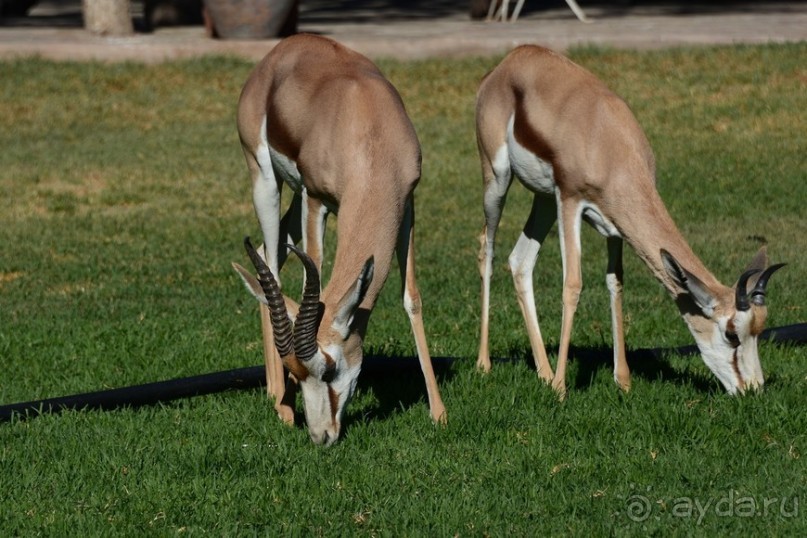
[254,115,281,276]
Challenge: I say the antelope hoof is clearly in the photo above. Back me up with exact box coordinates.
[537,367,554,384]
[275,403,295,425]
[432,406,448,426]
[551,378,567,401]
[616,378,631,393]
[476,354,492,373]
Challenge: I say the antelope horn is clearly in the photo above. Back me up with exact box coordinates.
[735,269,761,312]
[750,263,786,306]
[243,237,293,358]
[286,244,322,362]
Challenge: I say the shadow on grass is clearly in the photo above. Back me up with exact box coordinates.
[490,343,716,394]
[2,323,802,423]
[344,353,456,426]
[493,322,806,394]
[569,343,716,393]
[0,353,457,425]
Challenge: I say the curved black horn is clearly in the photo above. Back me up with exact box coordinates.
[750,263,786,306]
[735,269,761,312]
[243,237,293,357]
[286,244,322,362]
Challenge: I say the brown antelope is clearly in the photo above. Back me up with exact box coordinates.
[475,45,784,397]
[231,34,446,446]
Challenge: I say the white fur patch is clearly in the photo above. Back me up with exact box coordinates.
[253,116,282,275]
[580,201,621,238]
[298,344,362,445]
[268,144,303,193]
[506,114,555,195]
[686,315,744,394]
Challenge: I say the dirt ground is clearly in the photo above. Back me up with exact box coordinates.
[0,1,805,62]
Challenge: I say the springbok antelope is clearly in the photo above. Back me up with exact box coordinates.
[231,34,446,446]
[475,45,784,397]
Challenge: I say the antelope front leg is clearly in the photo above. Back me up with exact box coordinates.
[302,190,329,276]
[266,193,305,424]
[252,168,301,424]
[398,200,446,424]
[248,154,288,419]
[509,194,556,383]
[258,304,289,419]
[606,236,630,391]
[552,197,583,399]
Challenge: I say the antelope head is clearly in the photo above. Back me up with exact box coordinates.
[661,248,785,394]
[233,237,374,446]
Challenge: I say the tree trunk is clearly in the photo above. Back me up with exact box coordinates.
[83,0,134,36]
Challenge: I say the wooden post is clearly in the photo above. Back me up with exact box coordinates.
[83,0,134,36]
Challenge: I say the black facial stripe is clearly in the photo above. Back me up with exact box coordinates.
[725,319,740,348]
[731,349,745,391]
[321,351,337,383]
[328,386,339,423]
[725,330,740,347]
[322,366,336,384]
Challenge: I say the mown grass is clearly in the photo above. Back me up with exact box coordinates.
[0,43,805,535]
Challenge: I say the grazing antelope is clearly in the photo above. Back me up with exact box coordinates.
[231,34,446,446]
[475,45,784,396]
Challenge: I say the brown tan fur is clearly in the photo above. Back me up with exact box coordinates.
[234,34,445,444]
[475,45,780,397]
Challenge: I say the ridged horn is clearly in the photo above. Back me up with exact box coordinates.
[750,263,786,306]
[243,237,293,357]
[735,269,760,312]
[286,244,322,362]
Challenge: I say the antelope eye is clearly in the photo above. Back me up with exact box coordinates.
[725,330,740,347]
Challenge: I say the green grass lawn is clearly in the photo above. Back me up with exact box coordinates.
[0,43,804,535]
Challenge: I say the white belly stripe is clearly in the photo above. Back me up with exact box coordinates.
[504,114,621,239]
[506,113,555,195]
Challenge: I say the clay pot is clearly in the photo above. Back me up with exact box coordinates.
[203,0,297,39]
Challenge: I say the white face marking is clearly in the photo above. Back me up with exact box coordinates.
[729,310,765,390]
[736,336,764,391]
[696,326,742,394]
[299,344,362,446]
[687,312,764,394]
[506,114,555,195]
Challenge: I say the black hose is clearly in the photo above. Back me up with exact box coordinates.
[1,323,804,423]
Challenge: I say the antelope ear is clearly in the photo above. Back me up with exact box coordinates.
[232,262,268,305]
[331,257,375,339]
[660,249,717,317]
[737,245,769,289]
[745,245,768,272]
